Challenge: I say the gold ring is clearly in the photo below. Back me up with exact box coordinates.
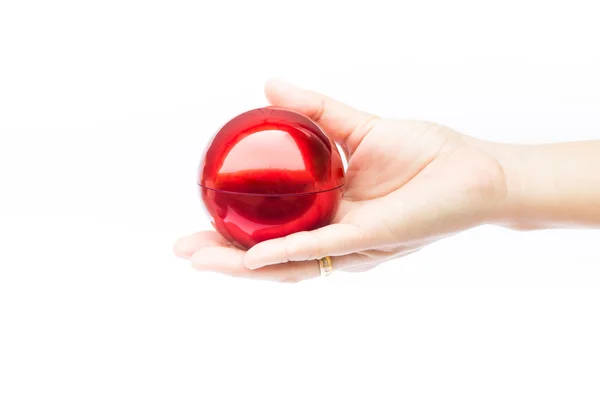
[318,256,333,277]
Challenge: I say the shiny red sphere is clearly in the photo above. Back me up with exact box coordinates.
[198,107,345,249]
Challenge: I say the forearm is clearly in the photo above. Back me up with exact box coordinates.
[490,141,600,229]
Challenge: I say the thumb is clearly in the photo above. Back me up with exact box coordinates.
[264,79,379,156]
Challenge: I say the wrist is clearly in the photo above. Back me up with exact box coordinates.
[449,137,527,229]
[480,139,600,230]
[468,139,548,230]
[481,142,541,230]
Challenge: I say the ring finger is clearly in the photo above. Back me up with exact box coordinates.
[190,245,372,283]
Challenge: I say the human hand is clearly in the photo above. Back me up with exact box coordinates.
[174,79,508,282]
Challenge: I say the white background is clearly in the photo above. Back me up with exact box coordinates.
[1,0,600,398]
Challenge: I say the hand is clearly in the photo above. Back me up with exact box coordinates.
[174,79,508,282]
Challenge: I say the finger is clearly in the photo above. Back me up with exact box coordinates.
[250,252,371,282]
[191,246,369,282]
[190,245,248,275]
[242,223,377,269]
[264,79,379,155]
[173,231,231,259]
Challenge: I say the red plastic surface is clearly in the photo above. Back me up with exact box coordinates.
[198,107,345,249]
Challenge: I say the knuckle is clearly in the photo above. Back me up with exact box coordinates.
[348,115,381,150]
[311,97,326,123]
[281,236,294,263]
[304,232,321,260]
[283,231,317,262]
[360,115,382,136]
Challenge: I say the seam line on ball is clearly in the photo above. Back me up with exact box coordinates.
[197,184,345,197]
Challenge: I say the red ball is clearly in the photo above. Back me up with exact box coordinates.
[198,107,345,249]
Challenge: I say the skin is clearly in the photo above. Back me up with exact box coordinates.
[173,79,600,282]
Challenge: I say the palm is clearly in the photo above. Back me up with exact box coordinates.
[328,120,479,267]
[342,119,457,201]
[337,119,504,248]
